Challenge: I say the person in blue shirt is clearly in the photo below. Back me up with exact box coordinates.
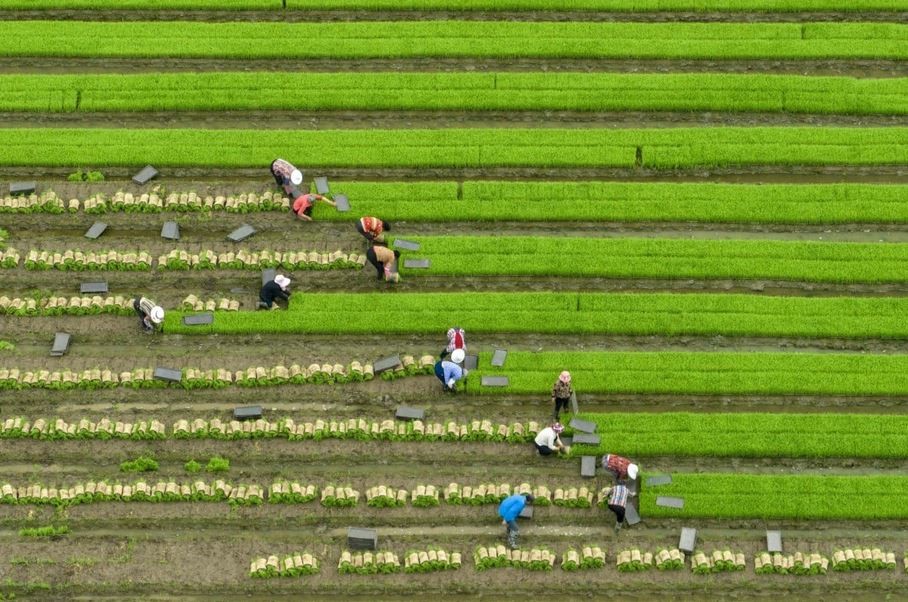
[433,348,467,392]
[498,493,534,549]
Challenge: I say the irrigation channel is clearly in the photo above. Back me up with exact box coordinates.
[0,1,907,600]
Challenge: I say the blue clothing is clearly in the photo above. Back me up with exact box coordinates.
[442,360,463,383]
[498,494,527,522]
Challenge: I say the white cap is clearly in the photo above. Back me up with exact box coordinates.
[290,170,303,186]
[451,348,465,364]
[274,275,291,289]
[628,463,639,480]
[150,306,165,324]
[447,378,456,388]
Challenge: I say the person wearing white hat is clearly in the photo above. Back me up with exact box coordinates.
[433,348,467,392]
[258,274,292,310]
[132,296,164,333]
[551,370,574,421]
[270,158,302,188]
[601,454,639,482]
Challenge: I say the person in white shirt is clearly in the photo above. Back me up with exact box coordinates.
[533,422,567,456]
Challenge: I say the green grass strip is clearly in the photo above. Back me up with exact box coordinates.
[575,412,908,458]
[0,127,905,169]
[465,350,908,396]
[302,181,908,224]
[640,473,908,519]
[5,1,905,11]
[164,292,908,340]
[398,235,908,283]
[3,72,906,116]
[0,22,905,60]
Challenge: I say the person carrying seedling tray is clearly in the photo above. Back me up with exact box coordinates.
[291,190,335,222]
[258,274,291,310]
[602,483,636,534]
[132,296,164,334]
[440,327,466,360]
[356,216,391,244]
[433,348,467,392]
[601,454,639,483]
[365,244,400,283]
[270,158,302,188]
[498,493,534,550]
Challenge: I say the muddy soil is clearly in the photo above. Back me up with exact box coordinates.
[1,57,905,77]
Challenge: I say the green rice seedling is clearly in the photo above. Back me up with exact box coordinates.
[19,525,69,538]
[184,460,201,473]
[205,456,229,473]
[119,455,158,472]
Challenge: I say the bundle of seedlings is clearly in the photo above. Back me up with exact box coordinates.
[403,548,462,573]
[690,550,746,574]
[411,485,440,507]
[616,549,655,572]
[366,485,408,508]
[320,485,360,508]
[250,552,319,578]
[0,191,65,213]
[337,550,401,575]
[655,549,686,570]
[552,486,593,508]
[269,481,318,504]
[754,552,829,575]
[561,545,606,570]
[180,295,241,311]
[832,548,896,571]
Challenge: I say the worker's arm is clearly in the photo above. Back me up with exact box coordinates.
[315,194,336,207]
[296,211,313,222]
[276,290,290,301]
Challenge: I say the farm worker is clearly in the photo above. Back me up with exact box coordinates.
[551,370,574,421]
[602,484,636,534]
[132,296,164,333]
[534,422,567,456]
[270,158,302,188]
[433,348,467,392]
[365,245,400,283]
[258,275,291,310]
[498,493,534,550]
[440,327,466,360]
[292,190,335,222]
[601,454,639,482]
[356,216,391,244]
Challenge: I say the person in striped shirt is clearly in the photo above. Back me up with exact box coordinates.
[602,483,636,533]
[356,216,391,244]
[132,296,164,333]
[270,158,302,188]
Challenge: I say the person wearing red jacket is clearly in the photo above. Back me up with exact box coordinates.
[440,327,466,360]
[356,216,391,243]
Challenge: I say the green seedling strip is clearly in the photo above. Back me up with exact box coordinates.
[3,72,906,116]
[641,474,908,520]
[1,127,905,168]
[397,235,908,283]
[465,350,908,396]
[166,291,908,340]
[4,1,905,10]
[0,22,906,60]
[575,412,908,459]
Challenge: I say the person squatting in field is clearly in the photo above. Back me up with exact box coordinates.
[133,296,164,333]
[551,370,574,421]
[602,483,636,534]
[366,245,400,283]
[601,453,639,482]
[499,492,534,549]
[434,348,467,392]
[534,422,567,456]
[270,158,302,188]
[258,275,291,310]
[440,327,466,360]
[356,216,391,244]
[291,191,335,222]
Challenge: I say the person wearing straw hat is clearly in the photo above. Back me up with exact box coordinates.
[602,483,636,534]
[534,422,568,456]
[498,492,534,550]
[601,454,639,483]
[258,274,292,310]
[270,158,302,188]
[132,296,164,333]
[433,348,467,392]
[551,370,574,421]
[440,327,466,360]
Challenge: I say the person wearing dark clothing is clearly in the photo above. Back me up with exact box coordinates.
[498,493,534,549]
[551,370,574,421]
[603,484,636,533]
[258,275,291,309]
[366,246,400,282]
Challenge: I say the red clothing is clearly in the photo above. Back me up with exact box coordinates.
[603,454,631,479]
[293,194,316,216]
[360,216,384,238]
